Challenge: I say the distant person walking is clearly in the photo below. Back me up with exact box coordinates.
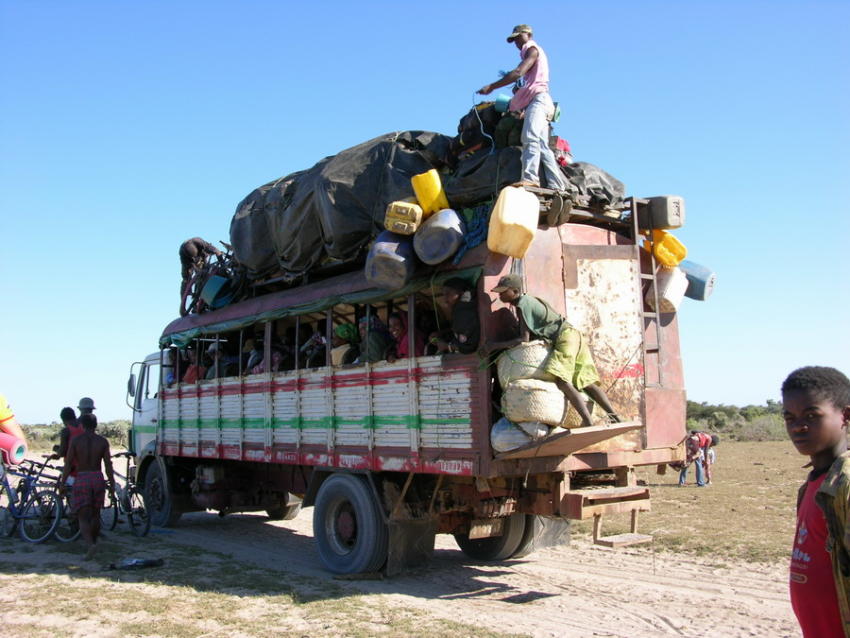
[783,366,850,637]
[59,413,115,560]
[478,24,567,191]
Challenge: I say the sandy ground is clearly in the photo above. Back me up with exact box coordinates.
[159,509,800,638]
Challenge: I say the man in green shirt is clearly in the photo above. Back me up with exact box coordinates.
[486,274,620,428]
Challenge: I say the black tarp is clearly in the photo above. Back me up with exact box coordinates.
[443,147,524,207]
[230,125,627,282]
[230,131,452,280]
[561,161,626,208]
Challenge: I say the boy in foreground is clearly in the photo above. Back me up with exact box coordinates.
[784,366,850,637]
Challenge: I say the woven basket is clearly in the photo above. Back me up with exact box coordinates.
[502,379,565,426]
[496,341,555,388]
[561,392,593,428]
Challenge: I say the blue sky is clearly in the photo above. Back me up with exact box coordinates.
[1,1,848,423]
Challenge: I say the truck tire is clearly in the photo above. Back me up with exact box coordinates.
[454,513,526,561]
[144,462,182,527]
[511,515,571,559]
[267,494,302,521]
[312,474,388,574]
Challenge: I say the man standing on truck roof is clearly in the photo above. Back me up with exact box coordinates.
[478,24,567,191]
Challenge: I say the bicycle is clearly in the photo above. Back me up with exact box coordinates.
[100,452,150,536]
[179,243,246,317]
[50,467,82,543]
[0,456,62,543]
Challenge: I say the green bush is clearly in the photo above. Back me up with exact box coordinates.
[687,401,785,442]
[22,420,130,452]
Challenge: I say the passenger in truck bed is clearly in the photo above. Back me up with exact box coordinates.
[332,323,360,365]
[387,311,425,362]
[250,347,285,375]
[181,346,206,384]
[486,274,620,428]
[430,278,480,355]
[355,315,392,364]
[205,342,239,379]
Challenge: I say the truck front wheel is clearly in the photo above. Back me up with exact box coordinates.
[144,462,182,527]
[454,513,526,561]
[312,474,388,574]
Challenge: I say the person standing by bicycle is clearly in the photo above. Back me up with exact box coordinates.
[50,407,82,462]
[59,413,115,560]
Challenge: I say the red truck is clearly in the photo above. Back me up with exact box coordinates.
[126,196,686,574]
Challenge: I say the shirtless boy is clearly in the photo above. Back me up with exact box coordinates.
[59,413,115,559]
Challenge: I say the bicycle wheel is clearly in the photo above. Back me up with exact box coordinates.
[19,489,61,543]
[0,480,18,537]
[53,491,81,543]
[127,487,151,537]
[100,490,118,531]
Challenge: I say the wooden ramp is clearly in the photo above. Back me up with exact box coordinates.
[495,421,642,460]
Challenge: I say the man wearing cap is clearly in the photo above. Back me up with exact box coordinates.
[478,25,567,191]
[485,274,620,428]
[78,397,96,417]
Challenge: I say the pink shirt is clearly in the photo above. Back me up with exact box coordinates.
[509,40,550,112]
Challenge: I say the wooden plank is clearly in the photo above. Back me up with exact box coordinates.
[495,421,643,460]
[594,533,653,548]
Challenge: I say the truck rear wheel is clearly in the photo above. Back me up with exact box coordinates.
[511,515,571,559]
[267,494,302,520]
[144,462,182,527]
[313,474,388,574]
[454,513,526,561]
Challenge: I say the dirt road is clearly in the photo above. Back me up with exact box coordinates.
[163,509,799,638]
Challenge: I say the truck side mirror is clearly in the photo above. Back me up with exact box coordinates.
[127,373,137,397]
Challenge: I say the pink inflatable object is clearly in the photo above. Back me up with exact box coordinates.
[0,417,26,442]
[0,432,26,465]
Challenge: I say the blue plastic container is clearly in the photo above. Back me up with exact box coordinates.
[365,231,416,291]
[413,208,465,265]
[494,94,512,113]
[200,275,238,309]
[678,260,716,301]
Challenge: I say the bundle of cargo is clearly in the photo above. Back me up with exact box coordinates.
[489,341,563,452]
[227,104,647,297]
[229,131,452,282]
[366,169,468,290]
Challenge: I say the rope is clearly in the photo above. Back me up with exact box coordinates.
[471,92,496,155]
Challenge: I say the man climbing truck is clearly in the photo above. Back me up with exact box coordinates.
[126,193,688,575]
